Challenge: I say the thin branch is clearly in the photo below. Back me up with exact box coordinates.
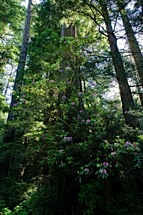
[80,9,107,37]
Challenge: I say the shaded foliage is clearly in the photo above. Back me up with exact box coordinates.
[1,0,143,215]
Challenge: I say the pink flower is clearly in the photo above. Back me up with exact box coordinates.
[62,95,66,100]
[63,136,72,142]
[59,149,64,153]
[100,169,107,174]
[124,141,132,146]
[71,102,75,105]
[49,80,55,83]
[54,93,58,97]
[79,110,83,113]
[13,103,17,107]
[78,92,82,96]
[91,81,96,87]
[84,168,90,173]
[65,66,71,70]
[67,136,72,141]
[86,119,91,123]
[103,162,109,166]
[111,152,116,156]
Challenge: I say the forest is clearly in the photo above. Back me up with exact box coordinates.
[0,0,143,214]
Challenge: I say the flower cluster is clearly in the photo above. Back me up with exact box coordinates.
[124,141,132,147]
[90,81,96,89]
[63,136,72,142]
[96,167,108,179]
[65,66,71,70]
[84,168,90,173]
[49,80,55,83]
[78,92,83,96]
[62,95,66,100]
[111,152,116,156]
[58,149,64,153]
[95,161,109,179]
[84,168,90,175]
[103,162,109,167]
[78,118,92,125]
[71,102,76,106]
[99,168,107,174]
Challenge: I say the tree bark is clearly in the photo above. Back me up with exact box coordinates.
[99,0,136,126]
[8,0,32,120]
[117,1,143,106]
[4,0,32,143]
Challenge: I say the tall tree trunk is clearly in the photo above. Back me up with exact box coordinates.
[117,1,143,107]
[4,0,32,143]
[8,0,32,120]
[58,25,82,214]
[99,0,136,127]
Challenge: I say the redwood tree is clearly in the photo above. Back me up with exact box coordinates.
[116,0,143,107]
[8,0,32,120]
